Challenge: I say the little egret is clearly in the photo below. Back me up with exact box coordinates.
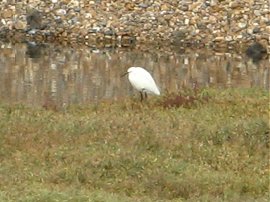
[122,67,160,101]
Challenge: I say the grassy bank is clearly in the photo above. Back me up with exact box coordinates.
[0,88,269,201]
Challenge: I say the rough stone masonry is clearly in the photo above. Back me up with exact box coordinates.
[0,0,269,51]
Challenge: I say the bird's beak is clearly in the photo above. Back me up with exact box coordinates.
[121,72,129,77]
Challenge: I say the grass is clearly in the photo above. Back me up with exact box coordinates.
[0,88,269,201]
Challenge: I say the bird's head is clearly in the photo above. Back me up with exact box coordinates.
[121,67,135,77]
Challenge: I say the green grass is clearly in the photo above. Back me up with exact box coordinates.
[0,88,269,201]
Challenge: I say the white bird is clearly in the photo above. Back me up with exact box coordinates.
[122,67,160,101]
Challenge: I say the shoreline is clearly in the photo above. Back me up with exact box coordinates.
[0,0,269,52]
[0,30,265,54]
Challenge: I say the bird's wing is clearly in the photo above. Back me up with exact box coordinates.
[139,69,160,95]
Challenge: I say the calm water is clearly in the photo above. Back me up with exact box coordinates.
[0,42,269,107]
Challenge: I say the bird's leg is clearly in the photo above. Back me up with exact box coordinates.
[140,92,144,102]
[144,92,148,100]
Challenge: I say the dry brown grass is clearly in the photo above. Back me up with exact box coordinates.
[0,88,269,201]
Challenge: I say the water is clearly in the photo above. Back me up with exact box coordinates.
[0,42,269,107]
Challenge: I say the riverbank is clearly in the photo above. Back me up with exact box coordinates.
[0,0,269,51]
[0,88,269,201]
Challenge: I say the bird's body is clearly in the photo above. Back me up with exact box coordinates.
[124,67,160,101]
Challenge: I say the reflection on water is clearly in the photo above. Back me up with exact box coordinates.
[0,42,269,107]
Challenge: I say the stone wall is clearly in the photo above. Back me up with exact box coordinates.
[0,0,269,50]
